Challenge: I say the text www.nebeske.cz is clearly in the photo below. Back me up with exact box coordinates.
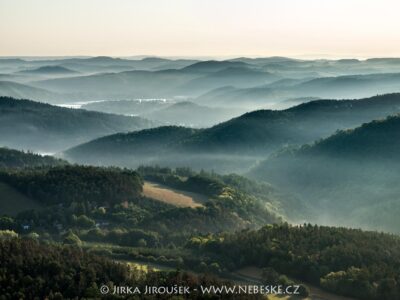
[102,284,301,295]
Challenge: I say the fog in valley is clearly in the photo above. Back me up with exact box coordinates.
[2,56,400,234]
[4,0,400,297]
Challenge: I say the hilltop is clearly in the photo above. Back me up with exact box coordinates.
[18,65,78,75]
[64,94,400,172]
[0,81,61,103]
[0,147,66,169]
[63,126,199,166]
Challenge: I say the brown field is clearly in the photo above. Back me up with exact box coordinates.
[142,181,207,208]
[235,267,356,300]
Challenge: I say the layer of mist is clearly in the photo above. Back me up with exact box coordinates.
[3,56,400,234]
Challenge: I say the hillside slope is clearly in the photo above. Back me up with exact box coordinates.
[250,114,400,232]
[196,72,400,108]
[0,148,66,215]
[176,93,400,154]
[0,96,153,152]
[196,224,400,300]
[0,81,62,103]
[63,126,199,166]
[0,147,66,169]
[65,94,400,172]
[18,65,79,75]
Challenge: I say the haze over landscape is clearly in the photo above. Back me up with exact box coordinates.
[2,1,400,300]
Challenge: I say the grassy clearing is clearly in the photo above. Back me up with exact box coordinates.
[143,181,207,208]
[0,182,43,215]
[124,260,173,273]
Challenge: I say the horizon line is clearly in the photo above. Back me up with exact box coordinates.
[1,54,400,61]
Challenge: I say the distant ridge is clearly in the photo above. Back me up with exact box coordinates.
[0,96,153,152]
[182,60,252,72]
[19,65,78,75]
[64,94,400,171]
[0,81,61,103]
[0,147,66,169]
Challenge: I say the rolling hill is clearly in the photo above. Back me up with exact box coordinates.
[0,96,153,152]
[5,57,400,107]
[0,81,62,103]
[32,69,200,99]
[63,126,198,166]
[30,60,274,100]
[0,147,66,169]
[181,60,252,72]
[142,101,243,127]
[294,72,400,99]
[64,94,400,172]
[196,72,400,108]
[176,93,400,154]
[18,65,79,75]
[175,67,278,96]
[0,147,66,215]
[250,114,400,233]
[82,99,241,128]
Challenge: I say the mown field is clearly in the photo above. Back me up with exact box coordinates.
[142,181,207,208]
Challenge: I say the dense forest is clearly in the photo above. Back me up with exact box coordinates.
[4,156,398,300]
[0,96,153,152]
[0,148,66,169]
[0,237,260,300]
[188,224,400,300]
[64,94,400,172]
[0,162,281,243]
[250,114,400,233]
[64,126,199,166]
[176,93,400,154]
[137,166,306,222]
[0,165,143,206]
[4,54,400,299]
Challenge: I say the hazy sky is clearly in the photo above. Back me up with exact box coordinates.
[1,0,400,58]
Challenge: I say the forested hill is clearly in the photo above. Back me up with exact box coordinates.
[0,81,61,103]
[63,126,199,165]
[64,94,400,171]
[0,165,143,206]
[0,164,281,233]
[0,96,153,152]
[175,93,400,154]
[250,114,400,233]
[191,224,400,300]
[288,113,400,159]
[0,148,66,169]
[0,237,251,300]
[19,65,78,75]
[0,237,135,299]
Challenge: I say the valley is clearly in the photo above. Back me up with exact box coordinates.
[2,56,400,300]
[4,0,400,297]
